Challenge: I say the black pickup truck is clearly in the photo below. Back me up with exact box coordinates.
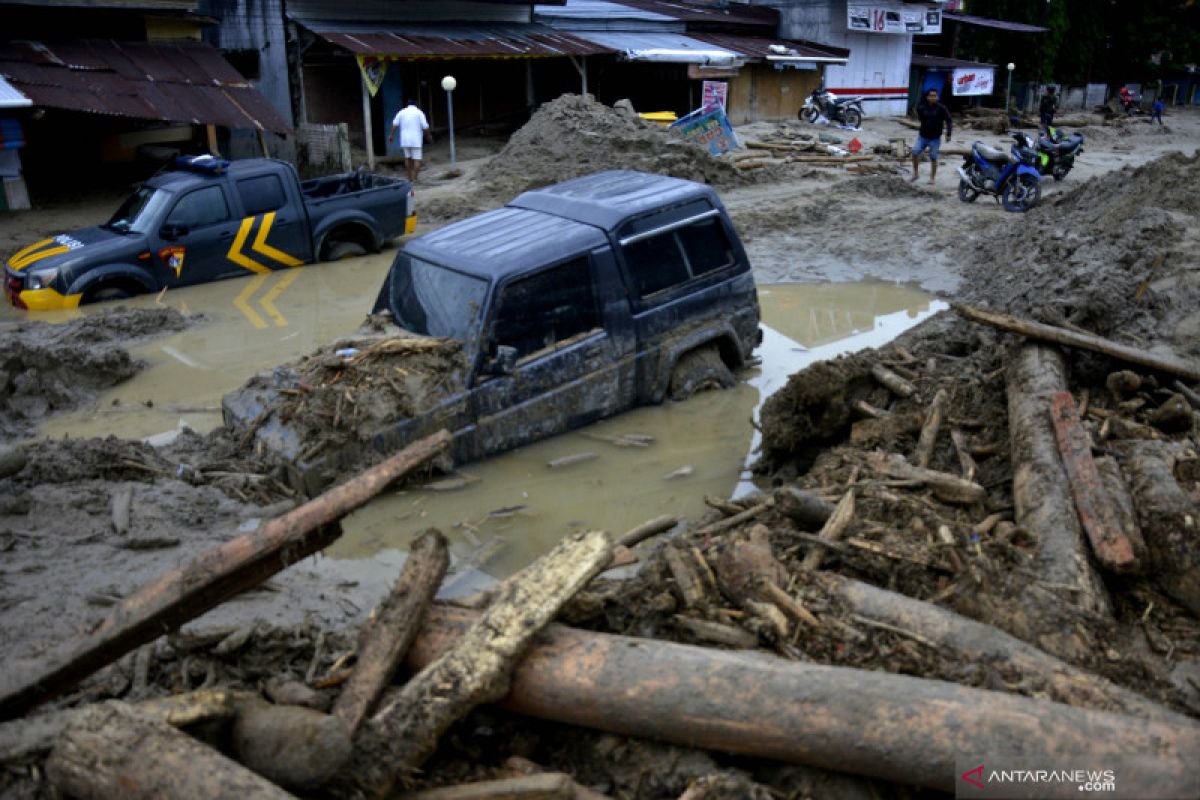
[224,170,761,494]
[4,156,414,311]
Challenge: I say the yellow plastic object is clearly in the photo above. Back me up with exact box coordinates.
[18,287,83,310]
[404,214,418,236]
[639,111,678,126]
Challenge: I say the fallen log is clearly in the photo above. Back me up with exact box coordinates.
[774,486,834,528]
[407,606,1200,795]
[46,701,297,800]
[333,528,450,735]
[336,530,613,799]
[867,453,985,505]
[957,304,1200,382]
[869,364,916,398]
[1008,346,1111,622]
[617,515,678,549]
[0,429,453,721]
[233,700,352,790]
[800,490,855,571]
[692,498,773,537]
[1049,391,1145,573]
[819,573,1187,723]
[912,388,948,468]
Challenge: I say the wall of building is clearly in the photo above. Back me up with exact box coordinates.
[202,0,293,128]
[727,64,823,124]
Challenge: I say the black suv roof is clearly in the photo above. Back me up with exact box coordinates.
[508,170,719,232]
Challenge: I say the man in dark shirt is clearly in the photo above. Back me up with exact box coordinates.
[911,88,953,184]
[1039,86,1059,128]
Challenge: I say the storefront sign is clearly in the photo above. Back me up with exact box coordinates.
[670,103,738,155]
[688,64,739,80]
[702,80,728,109]
[848,4,941,35]
[952,67,996,96]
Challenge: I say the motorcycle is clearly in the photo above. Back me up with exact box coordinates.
[1037,126,1084,181]
[957,132,1042,213]
[799,85,864,128]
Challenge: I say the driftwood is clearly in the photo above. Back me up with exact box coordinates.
[232,701,352,790]
[0,429,453,721]
[801,490,855,571]
[912,388,948,468]
[867,453,985,505]
[1008,346,1111,621]
[957,304,1200,382]
[1172,379,1200,409]
[948,428,978,481]
[333,529,450,735]
[774,487,834,528]
[869,364,916,397]
[1049,391,1146,573]
[336,530,613,799]
[703,495,743,516]
[665,544,711,609]
[692,498,773,537]
[406,606,1200,795]
[820,573,1188,723]
[501,755,613,800]
[673,615,758,648]
[617,515,678,548]
[396,774,575,800]
[46,701,297,800]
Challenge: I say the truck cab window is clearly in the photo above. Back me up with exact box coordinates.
[167,186,230,229]
[679,218,735,277]
[492,257,599,361]
[621,213,734,298]
[237,175,287,216]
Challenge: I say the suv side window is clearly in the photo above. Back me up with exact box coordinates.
[621,211,736,299]
[167,186,231,229]
[491,257,600,361]
[237,175,287,216]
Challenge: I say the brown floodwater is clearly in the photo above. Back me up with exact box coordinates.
[26,254,943,592]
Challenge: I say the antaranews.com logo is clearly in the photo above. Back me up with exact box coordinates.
[955,755,1199,799]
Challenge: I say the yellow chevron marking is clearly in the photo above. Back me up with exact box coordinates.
[226,217,271,275]
[251,212,303,267]
[233,272,270,329]
[258,268,300,327]
[11,238,54,264]
[11,244,70,271]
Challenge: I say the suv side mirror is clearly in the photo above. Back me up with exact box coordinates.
[160,223,189,240]
[490,345,517,376]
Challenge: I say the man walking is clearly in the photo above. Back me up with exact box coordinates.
[1039,86,1059,128]
[911,89,952,184]
[388,99,432,183]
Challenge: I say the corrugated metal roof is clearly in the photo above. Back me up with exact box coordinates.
[569,30,737,63]
[943,13,1047,33]
[911,54,996,69]
[535,1,678,26]
[688,32,849,63]
[308,23,611,58]
[0,75,31,108]
[0,40,290,132]
[607,0,777,29]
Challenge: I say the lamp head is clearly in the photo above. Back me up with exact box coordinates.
[441,75,457,92]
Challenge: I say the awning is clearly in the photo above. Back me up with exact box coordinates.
[570,31,739,64]
[688,33,849,64]
[0,40,291,132]
[0,75,31,109]
[304,22,610,58]
[943,13,1047,33]
[911,54,997,70]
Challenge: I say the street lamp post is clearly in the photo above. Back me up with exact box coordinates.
[1006,63,1016,115]
[441,75,457,172]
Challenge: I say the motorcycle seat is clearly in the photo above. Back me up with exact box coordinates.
[974,142,1010,162]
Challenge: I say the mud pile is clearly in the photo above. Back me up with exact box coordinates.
[479,94,746,198]
[0,307,192,441]
[963,150,1200,354]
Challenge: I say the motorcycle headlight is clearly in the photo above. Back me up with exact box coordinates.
[26,268,59,290]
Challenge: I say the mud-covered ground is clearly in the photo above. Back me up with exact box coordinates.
[1,99,1198,799]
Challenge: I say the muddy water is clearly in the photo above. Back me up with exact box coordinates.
[33,262,942,589]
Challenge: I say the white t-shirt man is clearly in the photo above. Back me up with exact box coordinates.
[391,104,429,156]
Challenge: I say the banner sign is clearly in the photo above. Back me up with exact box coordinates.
[356,56,388,97]
[848,5,941,35]
[670,103,738,156]
[952,67,996,96]
[701,80,728,110]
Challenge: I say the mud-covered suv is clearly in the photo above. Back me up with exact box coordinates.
[226,170,761,494]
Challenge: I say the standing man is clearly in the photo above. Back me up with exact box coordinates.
[1039,86,1059,129]
[911,88,952,184]
[1151,96,1164,125]
[388,99,431,183]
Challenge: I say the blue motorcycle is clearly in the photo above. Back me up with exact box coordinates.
[957,132,1042,213]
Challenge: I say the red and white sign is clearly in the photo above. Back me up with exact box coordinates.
[951,67,996,96]
[701,80,728,109]
[847,4,941,35]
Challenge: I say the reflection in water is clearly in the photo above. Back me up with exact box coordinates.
[27,269,944,589]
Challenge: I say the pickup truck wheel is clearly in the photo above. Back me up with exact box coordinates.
[84,285,133,304]
[668,346,735,401]
[324,241,367,262]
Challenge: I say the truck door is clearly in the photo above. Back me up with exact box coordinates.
[229,172,313,271]
[156,184,238,286]
[471,255,624,456]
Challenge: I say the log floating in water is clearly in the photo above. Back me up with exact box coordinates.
[0,429,454,722]
[406,606,1200,795]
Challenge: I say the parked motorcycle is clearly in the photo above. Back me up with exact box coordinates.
[957,132,1042,213]
[1037,126,1084,181]
[799,85,864,128]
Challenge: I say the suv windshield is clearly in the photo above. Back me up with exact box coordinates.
[385,254,489,343]
[106,186,173,234]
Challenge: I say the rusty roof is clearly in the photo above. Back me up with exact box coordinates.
[307,23,612,58]
[605,0,777,29]
[0,40,291,132]
[687,32,850,62]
